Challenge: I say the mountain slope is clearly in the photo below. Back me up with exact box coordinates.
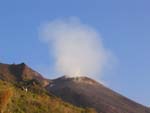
[0,63,96,113]
[1,62,149,113]
[47,76,150,113]
[0,80,96,113]
[0,63,49,86]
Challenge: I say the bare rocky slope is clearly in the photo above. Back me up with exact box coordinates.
[47,76,150,113]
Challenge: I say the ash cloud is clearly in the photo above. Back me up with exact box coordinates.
[40,17,111,78]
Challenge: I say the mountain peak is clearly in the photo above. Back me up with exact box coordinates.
[54,75,98,85]
[48,75,149,113]
[0,62,49,86]
[12,62,27,68]
[1,62,150,113]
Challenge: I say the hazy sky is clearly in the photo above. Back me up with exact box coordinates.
[0,0,150,106]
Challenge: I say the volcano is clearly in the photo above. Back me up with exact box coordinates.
[47,76,150,113]
[0,62,149,113]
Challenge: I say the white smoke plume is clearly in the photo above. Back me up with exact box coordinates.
[40,17,111,78]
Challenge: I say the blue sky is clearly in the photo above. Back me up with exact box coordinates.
[0,0,150,106]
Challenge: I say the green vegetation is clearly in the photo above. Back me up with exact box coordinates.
[0,80,96,113]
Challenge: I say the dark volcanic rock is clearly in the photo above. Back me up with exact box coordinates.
[0,63,49,87]
[47,76,150,113]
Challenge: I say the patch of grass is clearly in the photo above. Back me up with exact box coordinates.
[0,80,96,113]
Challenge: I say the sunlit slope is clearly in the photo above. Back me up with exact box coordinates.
[0,80,96,113]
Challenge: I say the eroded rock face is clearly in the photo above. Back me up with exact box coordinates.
[47,76,150,113]
[0,63,50,87]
